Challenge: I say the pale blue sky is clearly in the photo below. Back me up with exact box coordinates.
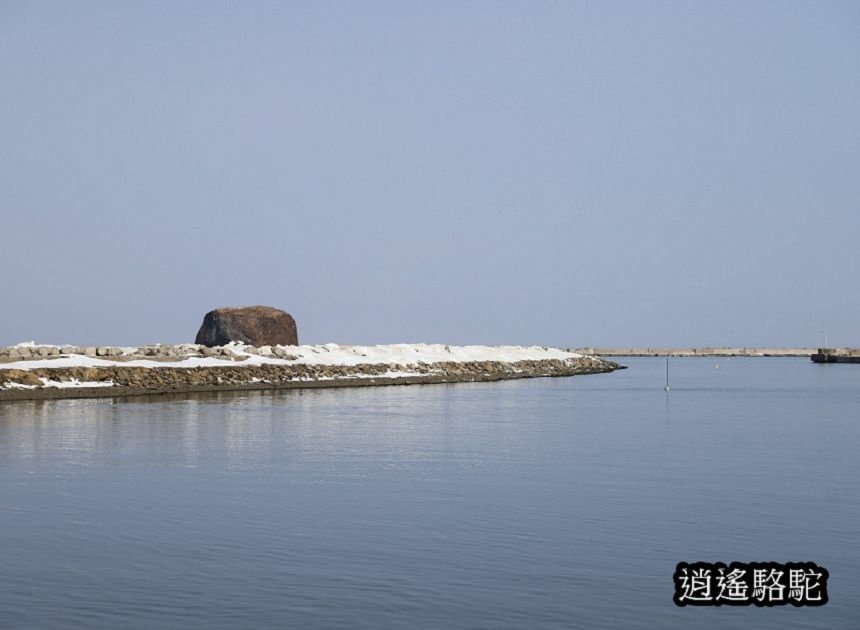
[2,1,858,347]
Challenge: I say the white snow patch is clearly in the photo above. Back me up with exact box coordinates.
[290,370,425,382]
[2,381,38,390]
[39,378,115,389]
[357,370,428,379]
[1,378,114,390]
[376,370,425,378]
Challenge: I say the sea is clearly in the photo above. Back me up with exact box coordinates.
[1,357,858,629]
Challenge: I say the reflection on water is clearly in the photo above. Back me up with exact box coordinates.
[1,384,548,477]
[1,362,859,629]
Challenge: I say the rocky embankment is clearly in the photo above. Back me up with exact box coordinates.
[0,343,623,401]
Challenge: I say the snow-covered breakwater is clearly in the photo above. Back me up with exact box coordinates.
[0,343,622,400]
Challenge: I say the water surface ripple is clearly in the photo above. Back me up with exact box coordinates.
[1,358,858,628]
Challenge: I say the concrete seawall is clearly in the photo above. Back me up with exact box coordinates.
[570,347,816,357]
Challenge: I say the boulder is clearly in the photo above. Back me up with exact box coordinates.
[195,306,299,347]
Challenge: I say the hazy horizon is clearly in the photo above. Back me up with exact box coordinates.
[2,2,859,348]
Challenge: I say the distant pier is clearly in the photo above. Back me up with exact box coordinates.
[570,348,816,357]
[571,347,860,363]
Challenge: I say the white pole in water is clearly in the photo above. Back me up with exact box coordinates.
[665,356,670,391]
[821,329,828,349]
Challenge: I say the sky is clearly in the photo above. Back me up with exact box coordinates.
[1,1,859,348]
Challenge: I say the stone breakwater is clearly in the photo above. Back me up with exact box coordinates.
[0,344,623,401]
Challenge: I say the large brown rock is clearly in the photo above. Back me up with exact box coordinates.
[195,306,298,347]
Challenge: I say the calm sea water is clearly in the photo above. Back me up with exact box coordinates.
[1,358,858,629]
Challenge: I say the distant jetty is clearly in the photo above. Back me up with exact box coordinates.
[0,343,623,401]
[570,347,815,357]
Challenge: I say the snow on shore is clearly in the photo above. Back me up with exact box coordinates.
[3,378,116,390]
[1,343,582,372]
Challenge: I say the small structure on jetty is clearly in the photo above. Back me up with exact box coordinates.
[811,349,860,364]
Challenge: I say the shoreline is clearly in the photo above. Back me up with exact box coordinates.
[0,343,623,402]
[0,364,619,402]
